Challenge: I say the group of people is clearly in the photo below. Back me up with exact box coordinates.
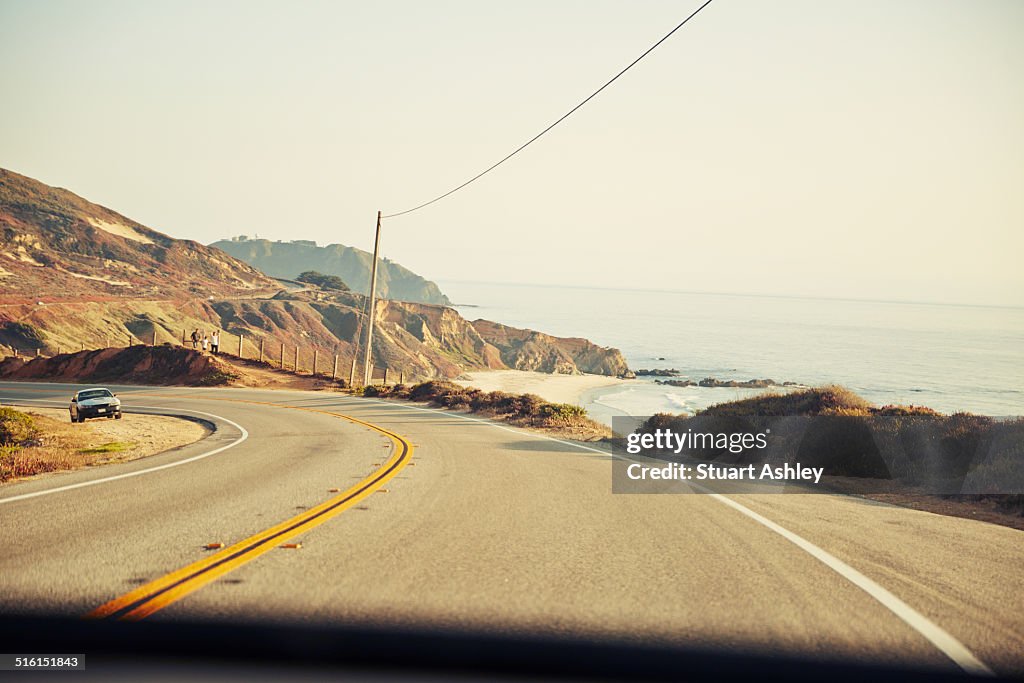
[189,329,220,354]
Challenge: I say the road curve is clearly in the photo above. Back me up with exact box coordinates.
[0,382,1021,675]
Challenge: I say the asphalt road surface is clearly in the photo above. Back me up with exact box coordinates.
[1,382,1021,676]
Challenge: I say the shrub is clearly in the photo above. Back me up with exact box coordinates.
[297,270,350,291]
[701,385,871,417]
[0,407,38,445]
[538,403,586,421]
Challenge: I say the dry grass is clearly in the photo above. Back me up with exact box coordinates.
[0,408,97,482]
[0,407,209,483]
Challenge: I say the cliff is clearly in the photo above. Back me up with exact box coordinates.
[470,319,630,376]
[211,237,451,306]
[0,168,628,381]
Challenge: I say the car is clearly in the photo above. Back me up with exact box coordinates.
[69,388,122,423]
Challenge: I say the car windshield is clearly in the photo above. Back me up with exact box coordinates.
[78,390,112,400]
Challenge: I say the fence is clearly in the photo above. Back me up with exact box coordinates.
[0,324,406,387]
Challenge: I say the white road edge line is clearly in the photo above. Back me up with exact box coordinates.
[350,396,995,676]
[0,399,249,506]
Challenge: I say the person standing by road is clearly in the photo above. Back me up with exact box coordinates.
[211,330,220,354]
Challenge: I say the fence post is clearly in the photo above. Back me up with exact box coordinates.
[313,349,318,376]
[182,329,186,345]
[57,345,62,355]
[238,335,243,358]
[259,339,264,363]
[128,334,133,347]
[35,348,40,357]
[399,370,404,385]
[280,342,285,369]
[349,357,357,387]
[383,367,388,386]
[152,329,157,346]
[332,354,338,381]
[294,346,299,373]
[81,342,85,352]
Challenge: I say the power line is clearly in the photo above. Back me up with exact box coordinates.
[382,0,715,220]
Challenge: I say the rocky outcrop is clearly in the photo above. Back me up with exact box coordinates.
[636,368,681,377]
[469,319,630,377]
[656,377,802,389]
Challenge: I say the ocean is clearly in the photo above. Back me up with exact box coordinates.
[439,281,1024,421]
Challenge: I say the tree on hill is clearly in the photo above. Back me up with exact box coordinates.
[297,270,350,291]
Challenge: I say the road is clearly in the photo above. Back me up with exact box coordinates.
[0,382,1021,675]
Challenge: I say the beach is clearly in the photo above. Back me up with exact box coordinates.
[453,370,797,428]
[454,370,627,406]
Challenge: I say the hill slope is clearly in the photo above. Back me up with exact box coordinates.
[211,237,450,305]
[0,168,277,300]
[0,169,627,380]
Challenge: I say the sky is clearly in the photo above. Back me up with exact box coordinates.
[1,0,1022,306]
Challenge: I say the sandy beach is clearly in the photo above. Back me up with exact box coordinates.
[453,370,627,406]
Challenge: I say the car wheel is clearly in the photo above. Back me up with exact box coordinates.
[115,413,122,420]
[69,412,76,423]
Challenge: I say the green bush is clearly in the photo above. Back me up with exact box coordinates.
[539,403,586,421]
[0,407,38,445]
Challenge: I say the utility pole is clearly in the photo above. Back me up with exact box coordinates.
[362,211,383,387]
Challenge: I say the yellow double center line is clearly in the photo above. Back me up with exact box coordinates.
[86,397,413,621]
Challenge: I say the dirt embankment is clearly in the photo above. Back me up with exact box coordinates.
[0,345,238,386]
[0,406,210,483]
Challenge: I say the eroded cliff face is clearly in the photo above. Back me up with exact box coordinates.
[0,167,628,381]
[0,295,630,382]
[470,319,630,376]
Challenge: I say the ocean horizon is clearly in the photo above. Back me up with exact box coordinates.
[439,280,1024,420]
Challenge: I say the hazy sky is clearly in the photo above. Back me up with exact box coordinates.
[2,0,1021,306]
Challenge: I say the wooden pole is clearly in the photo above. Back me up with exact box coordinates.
[238,335,243,358]
[349,356,357,386]
[313,349,318,376]
[128,334,132,347]
[362,211,383,386]
[182,329,186,345]
[152,329,157,346]
[35,348,40,357]
[399,370,404,385]
[294,346,299,373]
[332,354,338,381]
[259,339,265,363]
[383,367,389,386]
[280,342,285,368]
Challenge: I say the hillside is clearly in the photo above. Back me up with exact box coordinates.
[0,168,278,301]
[211,237,451,305]
[0,169,628,381]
